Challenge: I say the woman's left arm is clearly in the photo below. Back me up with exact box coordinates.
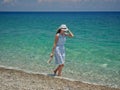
[65,30,74,37]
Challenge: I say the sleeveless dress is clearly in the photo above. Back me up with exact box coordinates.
[54,33,66,65]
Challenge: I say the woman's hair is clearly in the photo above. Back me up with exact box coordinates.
[56,29,61,34]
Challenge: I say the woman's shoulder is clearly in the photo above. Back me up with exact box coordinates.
[55,33,60,39]
[56,33,60,37]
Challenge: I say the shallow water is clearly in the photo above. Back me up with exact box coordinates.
[0,12,120,88]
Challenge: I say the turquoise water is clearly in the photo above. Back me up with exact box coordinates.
[0,12,120,88]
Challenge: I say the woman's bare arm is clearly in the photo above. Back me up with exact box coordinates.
[65,30,74,37]
[50,34,59,57]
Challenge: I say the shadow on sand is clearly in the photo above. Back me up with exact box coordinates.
[47,73,56,77]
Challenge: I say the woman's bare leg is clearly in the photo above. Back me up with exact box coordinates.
[58,64,64,76]
[54,65,61,75]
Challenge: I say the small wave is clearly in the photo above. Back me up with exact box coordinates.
[100,64,108,68]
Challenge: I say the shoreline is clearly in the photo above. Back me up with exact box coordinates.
[0,66,120,90]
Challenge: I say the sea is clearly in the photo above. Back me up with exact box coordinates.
[0,12,120,88]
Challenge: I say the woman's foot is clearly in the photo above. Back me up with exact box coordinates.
[53,70,57,76]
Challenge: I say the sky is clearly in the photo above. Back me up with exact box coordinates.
[0,0,120,11]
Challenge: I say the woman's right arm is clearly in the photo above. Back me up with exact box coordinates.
[50,34,59,57]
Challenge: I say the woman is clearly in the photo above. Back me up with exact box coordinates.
[50,24,74,76]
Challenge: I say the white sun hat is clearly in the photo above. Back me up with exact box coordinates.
[58,24,69,31]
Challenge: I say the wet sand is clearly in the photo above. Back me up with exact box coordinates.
[0,67,120,90]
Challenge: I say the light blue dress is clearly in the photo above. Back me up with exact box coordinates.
[54,33,66,65]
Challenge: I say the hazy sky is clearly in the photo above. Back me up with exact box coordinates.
[0,0,120,11]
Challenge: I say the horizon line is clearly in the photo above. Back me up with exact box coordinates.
[0,11,120,12]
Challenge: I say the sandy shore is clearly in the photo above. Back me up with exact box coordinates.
[0,67,120,90]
